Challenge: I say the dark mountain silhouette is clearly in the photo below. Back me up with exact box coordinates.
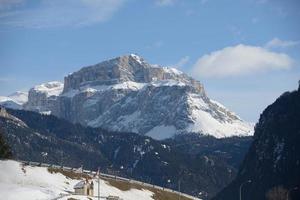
[213,84,300,200]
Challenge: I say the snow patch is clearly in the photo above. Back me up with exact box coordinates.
[151,80,186,87]
[146,125,177,140]
[162,67,183,75]
[130,54,144,65]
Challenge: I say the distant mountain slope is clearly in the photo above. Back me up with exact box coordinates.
[21,54,252,139]
[0,91,28,109]
[0,107,252,199]
[213,85,300,200]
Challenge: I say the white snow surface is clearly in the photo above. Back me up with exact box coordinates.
[151,79,186,87]
[0,96,12,103]
[33,81,63,97]
[0,160,155,200]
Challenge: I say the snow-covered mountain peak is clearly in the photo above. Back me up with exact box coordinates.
[32,81,63,97]
[8,91,28,105]
[0,91,28,109]
[22,55,253,139]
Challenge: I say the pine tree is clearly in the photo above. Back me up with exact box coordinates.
[0,129,12,159]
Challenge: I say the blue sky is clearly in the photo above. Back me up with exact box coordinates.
[0,0,299,122]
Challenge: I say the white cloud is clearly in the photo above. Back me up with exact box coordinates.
[155,0,175,6]
[0,0,125,28]
[265,38,300,49]
[190,44,294,78]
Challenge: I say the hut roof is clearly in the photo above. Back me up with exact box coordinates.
[73,180,85,189]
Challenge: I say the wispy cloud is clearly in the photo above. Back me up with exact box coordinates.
[155,0,175,7]
[229,25,246,41]
[0,77,15,82]
[190,44,294,78]
[265,38,300,49]
[174,56,190,68]
[0,0,24,10]
[0,0,126,28]
[146,41,164,49]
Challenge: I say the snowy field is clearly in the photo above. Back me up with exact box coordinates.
[0,160,156,200]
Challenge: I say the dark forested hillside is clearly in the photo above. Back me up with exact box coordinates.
[0,128,12,159]
[213,86,300,200]
[0,107,252,199]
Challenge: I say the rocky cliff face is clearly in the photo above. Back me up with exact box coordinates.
[23,54,252,139]
[213,85,300,200]
[63,54,203,93]
[24,81,63,114]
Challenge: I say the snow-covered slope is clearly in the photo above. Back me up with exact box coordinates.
[23,54,253,139]
[0,160,156,200]
[0,91,28,109]
[8,91,28,105]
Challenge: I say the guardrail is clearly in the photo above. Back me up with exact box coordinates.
[18,160,201,200]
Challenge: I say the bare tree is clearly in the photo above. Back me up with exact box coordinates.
[266,186,288,200]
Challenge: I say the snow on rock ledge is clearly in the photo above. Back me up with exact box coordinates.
[32,81,63,97]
